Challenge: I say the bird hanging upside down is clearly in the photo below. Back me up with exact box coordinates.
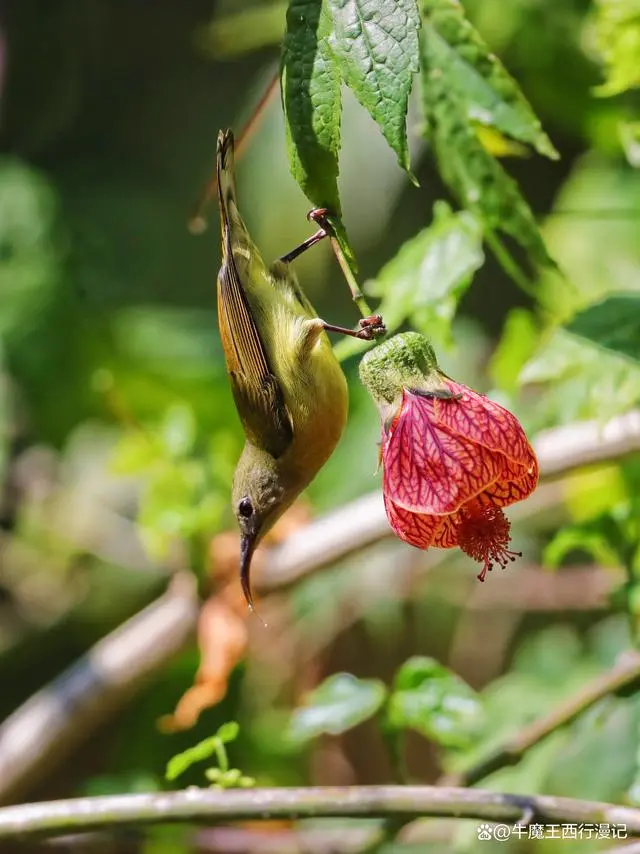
[215,129,384,610]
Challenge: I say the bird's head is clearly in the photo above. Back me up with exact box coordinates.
[232,445,294,611]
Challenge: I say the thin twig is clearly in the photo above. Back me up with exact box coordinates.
[0,786,638,840]
[0,574,198,805]
[485,230,539,299]
[188,68,280,234]
[442,650,640,787]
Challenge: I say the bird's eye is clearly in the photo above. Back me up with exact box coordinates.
[238,497,254,518]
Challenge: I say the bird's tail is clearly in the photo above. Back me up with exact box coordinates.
[216,129,236,233]
[216,129,252,260]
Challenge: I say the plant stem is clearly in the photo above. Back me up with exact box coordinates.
[327,233,374,318]
[485,230,539,300]
[0,786,638,840]
[381,723,408,785]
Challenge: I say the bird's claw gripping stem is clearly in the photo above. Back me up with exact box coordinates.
[357,314,386,340]
[321,314,386,341]
[307,207,332,230]
[282,209,384,334]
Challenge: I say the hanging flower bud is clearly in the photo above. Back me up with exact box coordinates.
[359,333,538,581]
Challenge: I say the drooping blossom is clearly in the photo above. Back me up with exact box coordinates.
[359,333,538,581]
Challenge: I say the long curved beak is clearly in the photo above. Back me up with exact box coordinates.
[239,531,258,611]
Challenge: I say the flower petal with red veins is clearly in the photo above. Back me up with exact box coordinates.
[486,457,539,507]
[383,493,439,549]
[383,391,504,514]
[433,514,460,549]
[433,381,534,466]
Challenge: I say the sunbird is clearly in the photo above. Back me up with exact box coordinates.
[216,129,383,610]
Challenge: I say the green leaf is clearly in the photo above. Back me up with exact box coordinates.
[216,721,240,743]
[289,673,387,742]
[420,0,558,159]
[566,293,640,366]
[420,62,552,268]
[543,525,621,570]
[387,656,483,749]
[326,0,420,174]
[593,0,640,97]
[544,699,640,802]
[419,1,554,268]
[335,201,483,360]
[165,722,239,781]
[520,329,640,427]
[369,200,483,325]
[282,0,342,214]
[165,736,220,782]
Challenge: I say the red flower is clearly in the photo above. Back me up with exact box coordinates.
[381,381,538,581]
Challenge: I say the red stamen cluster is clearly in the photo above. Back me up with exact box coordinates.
[456,502,522,582]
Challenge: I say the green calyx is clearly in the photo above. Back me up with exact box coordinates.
[358,332,442,409]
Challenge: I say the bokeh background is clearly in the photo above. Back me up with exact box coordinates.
[1,1,640,852]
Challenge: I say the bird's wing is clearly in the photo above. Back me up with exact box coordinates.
[218,227,294,458]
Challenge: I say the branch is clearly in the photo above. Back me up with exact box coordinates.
[258,410,640,592]
[0,786,639,841]
[442,650,640,787]
[0,574,198,804]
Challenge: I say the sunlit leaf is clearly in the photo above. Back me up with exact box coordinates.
[420,0,558,159]
[418,0,554,268]
[387,656,483,749]
[420,65,552,268]
[566,293,640,366]
[289,673,387,742]
[326,0,420,174]
[335,200,483,359]
[475,125,531,159]
[520,329,640,427]
[593,0,640,96]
